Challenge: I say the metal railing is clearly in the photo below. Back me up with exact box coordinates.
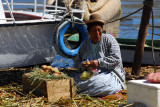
[1,0,85,23]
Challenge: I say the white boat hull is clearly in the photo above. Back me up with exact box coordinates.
[0,0,87,68]
[0,22,59,68]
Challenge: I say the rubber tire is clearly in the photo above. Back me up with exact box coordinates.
[53,18,88,58]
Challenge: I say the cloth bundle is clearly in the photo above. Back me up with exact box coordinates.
[147,72,160,83]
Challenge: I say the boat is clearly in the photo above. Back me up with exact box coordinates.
[117,38,160,65]
[1,0,133,69]
[0,0,88,68]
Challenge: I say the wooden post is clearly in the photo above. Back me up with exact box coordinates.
[131,0,153,76]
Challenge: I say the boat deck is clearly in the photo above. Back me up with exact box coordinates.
[5,11,53,21]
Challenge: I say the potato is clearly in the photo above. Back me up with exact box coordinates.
[43,66,52,70]
[44,69,50,73]
[53,73,59,76]
[41,65,47,69]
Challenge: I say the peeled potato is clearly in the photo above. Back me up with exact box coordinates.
[42,65,47,69]
[45,66,52,70]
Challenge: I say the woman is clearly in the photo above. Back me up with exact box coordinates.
[73,13,126,97]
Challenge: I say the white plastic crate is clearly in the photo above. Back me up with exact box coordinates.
[127,80,160,107]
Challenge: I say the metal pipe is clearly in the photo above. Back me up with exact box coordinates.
[5,0,15,23]
[42,0,46,20]
[81,0,85,20]
[11,0,13,10]
[55,0,58,19]
[34,0,37,12]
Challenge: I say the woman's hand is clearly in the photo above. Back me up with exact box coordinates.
[82,61,90,69]
[82,60,98,69]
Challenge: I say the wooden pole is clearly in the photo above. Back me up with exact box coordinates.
[131,0,153,76]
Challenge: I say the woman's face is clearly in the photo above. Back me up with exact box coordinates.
[88,25,103,44]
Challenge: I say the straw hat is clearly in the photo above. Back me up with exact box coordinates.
[85,14,105,25]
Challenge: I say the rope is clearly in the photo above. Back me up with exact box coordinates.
[65,0,75,27]
[56,7,144,25]
[142,0,156,71]
[151,9,156,73]
[106,7,143,24]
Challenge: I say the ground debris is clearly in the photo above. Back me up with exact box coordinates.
[0,82,127,106]
[0,65,159,106]
[124,65,160,81]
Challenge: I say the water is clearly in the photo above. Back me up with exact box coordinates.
[119,0,160,40]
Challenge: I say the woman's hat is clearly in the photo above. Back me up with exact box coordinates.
[85,14,105,25]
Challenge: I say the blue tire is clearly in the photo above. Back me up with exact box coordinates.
[54,18,88,58]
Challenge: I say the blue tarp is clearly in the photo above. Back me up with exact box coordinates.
[51,55,74,68]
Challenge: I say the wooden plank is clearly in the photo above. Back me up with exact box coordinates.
[131,0,153,76]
